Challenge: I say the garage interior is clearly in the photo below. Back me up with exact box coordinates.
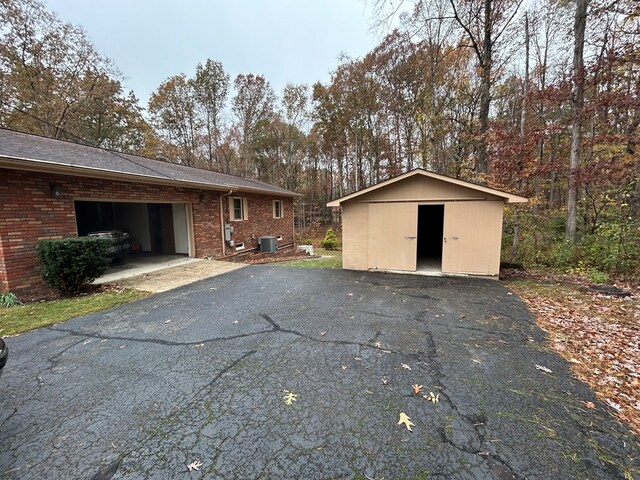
[74,201,191,256]
[416,205,444,272]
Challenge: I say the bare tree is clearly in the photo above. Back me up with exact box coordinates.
[566,0,589,242]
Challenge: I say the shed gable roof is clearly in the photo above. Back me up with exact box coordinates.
[0,128,299,197]
[326,169,527,206]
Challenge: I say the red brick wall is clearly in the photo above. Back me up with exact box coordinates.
[222,194,294,251]
[0,168,294,298]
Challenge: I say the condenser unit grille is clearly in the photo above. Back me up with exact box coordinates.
[259,236,277,253]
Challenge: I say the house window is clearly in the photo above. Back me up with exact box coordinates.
[273,200,283,219]
[231,197,248,221]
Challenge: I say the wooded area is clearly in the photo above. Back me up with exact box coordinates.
[1,0,638,281]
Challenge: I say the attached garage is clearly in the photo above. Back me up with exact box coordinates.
[75,200,193,255]
[327,169,527,277]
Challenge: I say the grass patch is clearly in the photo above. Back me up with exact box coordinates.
[0,288,148,336]
[280,249,342,269]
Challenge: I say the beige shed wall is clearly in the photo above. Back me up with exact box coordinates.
[339,176,506,276]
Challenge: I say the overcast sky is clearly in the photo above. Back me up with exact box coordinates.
[44,0,383,107]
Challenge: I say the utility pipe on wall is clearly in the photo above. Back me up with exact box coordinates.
[219,190,233,256]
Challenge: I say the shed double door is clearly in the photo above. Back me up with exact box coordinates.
[368,203,417,271]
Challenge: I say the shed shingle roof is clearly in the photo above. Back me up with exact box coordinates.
[0,128,298,196]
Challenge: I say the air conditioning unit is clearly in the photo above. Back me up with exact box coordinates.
[259,236,277,253]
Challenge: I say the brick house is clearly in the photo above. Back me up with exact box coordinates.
[0,128,299,297]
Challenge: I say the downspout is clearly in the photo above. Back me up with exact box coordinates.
[219,190,233,256]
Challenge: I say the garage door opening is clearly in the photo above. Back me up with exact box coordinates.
[75,201,192,258]
[417,205,444,272]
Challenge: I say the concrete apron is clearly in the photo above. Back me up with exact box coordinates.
[93,255,246,293]
[94,255,199,284]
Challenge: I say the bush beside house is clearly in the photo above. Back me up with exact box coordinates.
[36,237,111,294]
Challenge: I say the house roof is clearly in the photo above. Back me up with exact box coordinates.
[326,168,528,206]
[0,128,299,197]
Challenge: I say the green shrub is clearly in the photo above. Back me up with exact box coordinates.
[36,237,111,294]
[319,228,340,250]
[579,222,640,276]
[0,292,19,307]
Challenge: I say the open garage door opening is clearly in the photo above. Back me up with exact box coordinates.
[417,205,444,273]
[74,201,192,259]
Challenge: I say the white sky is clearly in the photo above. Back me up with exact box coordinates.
[44,0,383,107]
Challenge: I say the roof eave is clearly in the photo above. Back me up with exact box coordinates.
[0,156,300,197]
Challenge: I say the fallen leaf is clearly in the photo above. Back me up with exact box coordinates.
[402,364,412,370]
[605,399,622,412]
[535,364,553,374]
[398,412,415,431]
[581,401,597,410]
[187,460,203,472]
[283,391,298,405]
[412,384,423,395]
[568,358,582,364]
[424,392,440,403]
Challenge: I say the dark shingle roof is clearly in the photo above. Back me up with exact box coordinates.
[0,128,298,196]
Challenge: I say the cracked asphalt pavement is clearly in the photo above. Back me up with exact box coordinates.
[1,267,638,479]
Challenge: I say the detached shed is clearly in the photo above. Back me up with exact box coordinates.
[327,169,527,277]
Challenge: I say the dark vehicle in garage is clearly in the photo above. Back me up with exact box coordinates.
[0,338,7,378]
[88,230,130,262]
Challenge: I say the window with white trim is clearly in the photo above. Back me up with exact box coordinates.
[230,197,248,221]
[273,199,283,219]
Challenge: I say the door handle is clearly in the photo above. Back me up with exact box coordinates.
[404,236,416,239]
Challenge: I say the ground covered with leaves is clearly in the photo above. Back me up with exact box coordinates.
[504,270,640,435]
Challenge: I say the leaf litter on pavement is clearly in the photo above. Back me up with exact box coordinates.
[505,272,640,434]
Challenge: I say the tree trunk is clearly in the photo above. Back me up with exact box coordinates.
[476,0,493,175]
[566,0,588,242]
[513,12,529,258]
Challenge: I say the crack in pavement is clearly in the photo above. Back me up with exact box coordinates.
[203,350,257,389]
[410,319,522,479]
[49,326,272,347]
[259,314,418,358]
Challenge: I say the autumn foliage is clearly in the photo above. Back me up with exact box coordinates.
[1,0,638,279]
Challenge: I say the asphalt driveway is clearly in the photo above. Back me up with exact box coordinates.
[0,267,638,479]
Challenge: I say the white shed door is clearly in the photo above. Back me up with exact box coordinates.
[368,203,417,271]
